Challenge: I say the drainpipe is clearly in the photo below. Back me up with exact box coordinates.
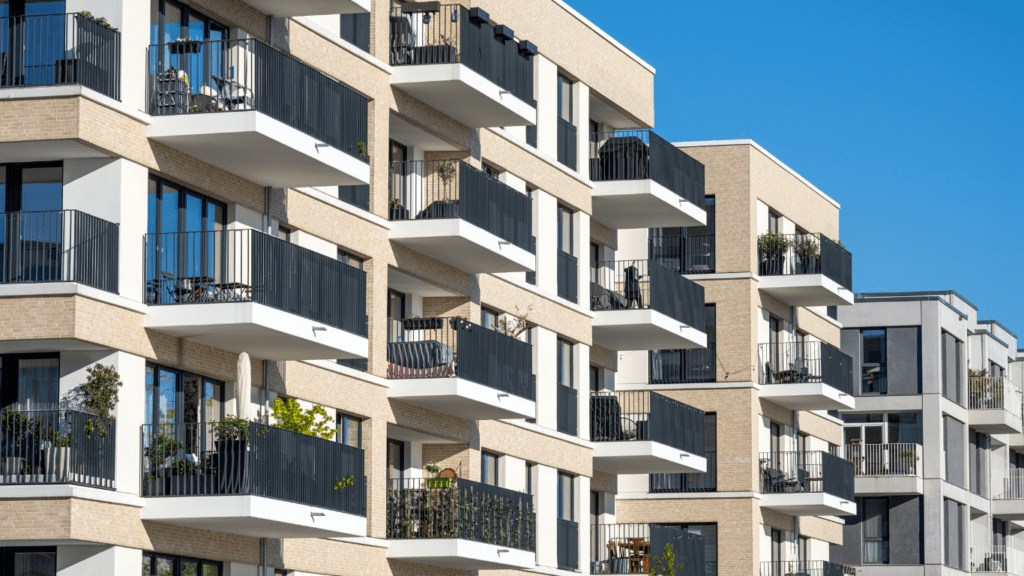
[259,536,267,576]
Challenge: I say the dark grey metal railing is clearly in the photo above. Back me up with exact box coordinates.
[338,185,369,211]
[388,160,533,252]
[650,348,716,384]
[557,385,577,436]
[592,260,706,332]
[650,448,717,493]
[387,477,535,551]
[0,210,119,293]
[557,250,578,303]
[147,37,368,162]
[0,13,121,99]
[0,408,116,490]
[592,523,704,576]
[141,421,366,516]
[649,233,715,275]
[590,390,705,456]
[386,316,534,400]
[526,125,537,148]
[557,117,577,171]
[389,4,536,107]
[144,229,368,337]
[590,131,705,208]
[558,518,578,570]
[758,341,854,395]
[758,232,852,290]
[760,561,855,576]
[759,451,854,501]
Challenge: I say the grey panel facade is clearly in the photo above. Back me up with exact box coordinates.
[830,503,862,566]
[945,416,965,488]
[842,329,862,396]
[887,327,921,395]
[889,495,923,565]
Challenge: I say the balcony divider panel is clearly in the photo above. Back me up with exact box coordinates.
[557,385,577,436]
[557,250,577,303]
[649,233,715,275]
[557,117,577,171]
[0,408,116,489]
[589,130,705,207]
[649,348,716,384]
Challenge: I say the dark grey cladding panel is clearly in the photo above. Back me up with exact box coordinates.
[945,416,966,489]
[830,498,862,566]
[890,496,924,565]
[888,327,921,395]
[841,329,862,395]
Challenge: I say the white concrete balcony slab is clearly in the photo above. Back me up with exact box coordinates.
[760,492,856,517]
[390,63,536,128]
[243,0,369,17]
[387,539,536,570]
[592,308,706,352]
[591,180,706,229]
[1009,434,1024,449]
[970,409,1024,435]
[593,441,705,475]
[389,218,535,274]
[758,383,856,411]
[759,451,856,517]
[969,377,1024,434]
[993,498,1024,521]
[388,378,535,420]
[757,233,854,307]
[854,475,924,496]
[757,342,856,411]
[758,274,855,307]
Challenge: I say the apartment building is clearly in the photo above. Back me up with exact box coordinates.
[589,140,859,576]
[0,0,720,576]
[830,291,1024,576]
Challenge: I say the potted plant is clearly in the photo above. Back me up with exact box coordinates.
[213,415,251,493]
[0,408,30,476]
[424,463,453,489]
[143,432,186,496]
[81,364,121,439]
[436,160,457,185]
[80,11,116,31]
[389,197,409,221]
[168,36,202,55]
[757,231,792,276]
[355,141,368,161]
[793,235,820,274]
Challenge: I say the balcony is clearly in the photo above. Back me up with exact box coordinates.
[240,0,369,17]
[0,13,120,100]
[591,523,704,575]
[589,131,706,229]
[0,210,119,294]
[971,545,1023,575]
[146,38,369,188]
[650,233,715,276]
[386,318,535,420]
[830,443,923,495]
[591,260,707,351]
[993,470,1024,521]
[389,4,537,128]
[757,233,853,307]
[760,561,854,576]
[144,229,369,361]
[757,342,856,411]
[140,421,366,538]
[649,348,716,385]
[759,451,856,516]
[386,478,536,570]
[388,160,535,273]
[968,377,1023,434]
[0,408,116,490]
[590,391,706,474]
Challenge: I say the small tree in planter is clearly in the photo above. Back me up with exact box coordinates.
[81,363,121,439]
[389,197,409,221]
[143,432,188,495]
[757,231,792,276]
[212,415,251,493]
[648,542,684,576]
[270,398,335,440]
[793,235,820,274]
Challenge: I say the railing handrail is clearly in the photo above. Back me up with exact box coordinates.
[830,443,921,477]
[759,450,855,500]
[591,259,706,331]
[589,130,706,207]
[589,390,705,455]
[1,407,117,490]
[758,231,853,290]
[757,340,854,395]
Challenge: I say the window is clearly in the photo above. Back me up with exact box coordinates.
[557,75,573,122]
[481,451,499,486]
[525,462,534,495]
[387,439,404,487]
[768,210,781,233]
[144,363,224,431]
[558,205,573,254]
[339,12,370,52]
[0,353,59,410]
[150,0,228,46]
[0,547,56,576]
[590,366,600,392]
[482,307,500,331]
[558,339,573,389]
[862,329,887,394]
[338,250,363,270]
[0,162,62,213]
[337,413,361,448]
[277,225,292,242]
[143,552,222,576]
[0,1,66,17]
[557,472,574,520]
[147,175,227,236]
[942,332,964,404]
[590,490,600,525]
[863,498,889,563]
[482,163,500,179]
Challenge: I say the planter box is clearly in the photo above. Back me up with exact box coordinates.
[214,440,249,494]
[389,207,410,221]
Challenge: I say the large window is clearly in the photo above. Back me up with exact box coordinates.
[481,451,499,486]
[0,547,56,576]
[557,205,573,255]
[339,12,370,52]
[144,363,224,431]
[336,413,361,448]
[861,329,887,394]
[557,338,573,389]
[150,0,227,46]
[1,162,62,213]
[0,353,59,410]
[557,75,573,122]
[387,439,404,487]
[143,552,222,576]
[863,498,890,563]
[147,175,226,236]
[557,472,574,521]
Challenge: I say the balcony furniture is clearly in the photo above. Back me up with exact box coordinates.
[54,58,76,83]
[155,70,190,114]
[211,75,252,110]
[386,339,455,378]
[595,136,649,181]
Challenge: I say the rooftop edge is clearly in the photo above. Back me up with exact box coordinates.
[856,291,979,311]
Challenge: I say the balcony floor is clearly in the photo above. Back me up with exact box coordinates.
[391,64,537,128]
[758,383,856,411]
[148,111,370,188]
[758,275,854,307]
[388,378,535,421]
[145,302,368,361]
[244,0,369,16]
[760,492,856,516]
[141,495,366,538]
[592,441,706,475]
[591,180,706,229]
[387,539,536,570]
[968,409,1023,435]
[592,309,707,352]
[389,219,536,274]
[854,475,924,496]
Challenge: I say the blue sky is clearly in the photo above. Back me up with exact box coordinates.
[577,0,1024,337]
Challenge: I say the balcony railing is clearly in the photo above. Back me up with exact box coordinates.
[0,407,116,490]
[557,117,577,170]
[557,385,578,436]
[146,38,369,161]
[830,443,921,476]
[592,260,707,331]
[649,233,715,275]
[759,451,854,500]
[590,390,705,456]
[971,544,1024,574]
[0,210,119,293]
[650,348,716,384]
[140,421,366,516]
[389,4,536,107]
[557,518,578,570]
[591,523,704,575]
[386,317,534,400]
[590,130,705,208]
[758,232,852,290]
[558,250,578,303]
[649,448,717,493]
[760,561,855,576]
[144,229,368,337]
[0,13,120,99]
[997,469,1024,500]
[758,341,854,395]
[386,478,534,551]
[388,159,533,252]
[970,376,1023,418]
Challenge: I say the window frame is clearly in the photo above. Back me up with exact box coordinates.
[557,338,574,390]
[557,204,574,255]
[0,161,63,213]
[861,328,888,395]
[336,412,362,448]
[0,546,58,576]
[142,551,224,576]
[481,451,500,486]
[0,352,60,410]
[144,362,225,430]
[557,471,574,521]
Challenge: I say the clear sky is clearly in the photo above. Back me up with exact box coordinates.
[576,0,1024,337]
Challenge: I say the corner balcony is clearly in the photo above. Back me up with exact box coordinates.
[0,210,119,294]
[757,342,856,411]
[241,0,369,17]
[386,478,536,570]
[0,408,116,491]
[649,233,715,275]
[590,260,706,352]
[146,38,369,188]
[759,451,856,516]
[389,4,537,127]
[589,391,706,475]
[757,233,853,307]
[141,421,366,538]
[993,471,1024,521]
[760,561,855,576]
[971,545,1023,576]
[588,131,706,229]
[388,160,535,274]
[830,443,923,495]
[591,523,704,575]
[144,229,368,361]
[387,318,535,420]
[968,377,1023,434]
